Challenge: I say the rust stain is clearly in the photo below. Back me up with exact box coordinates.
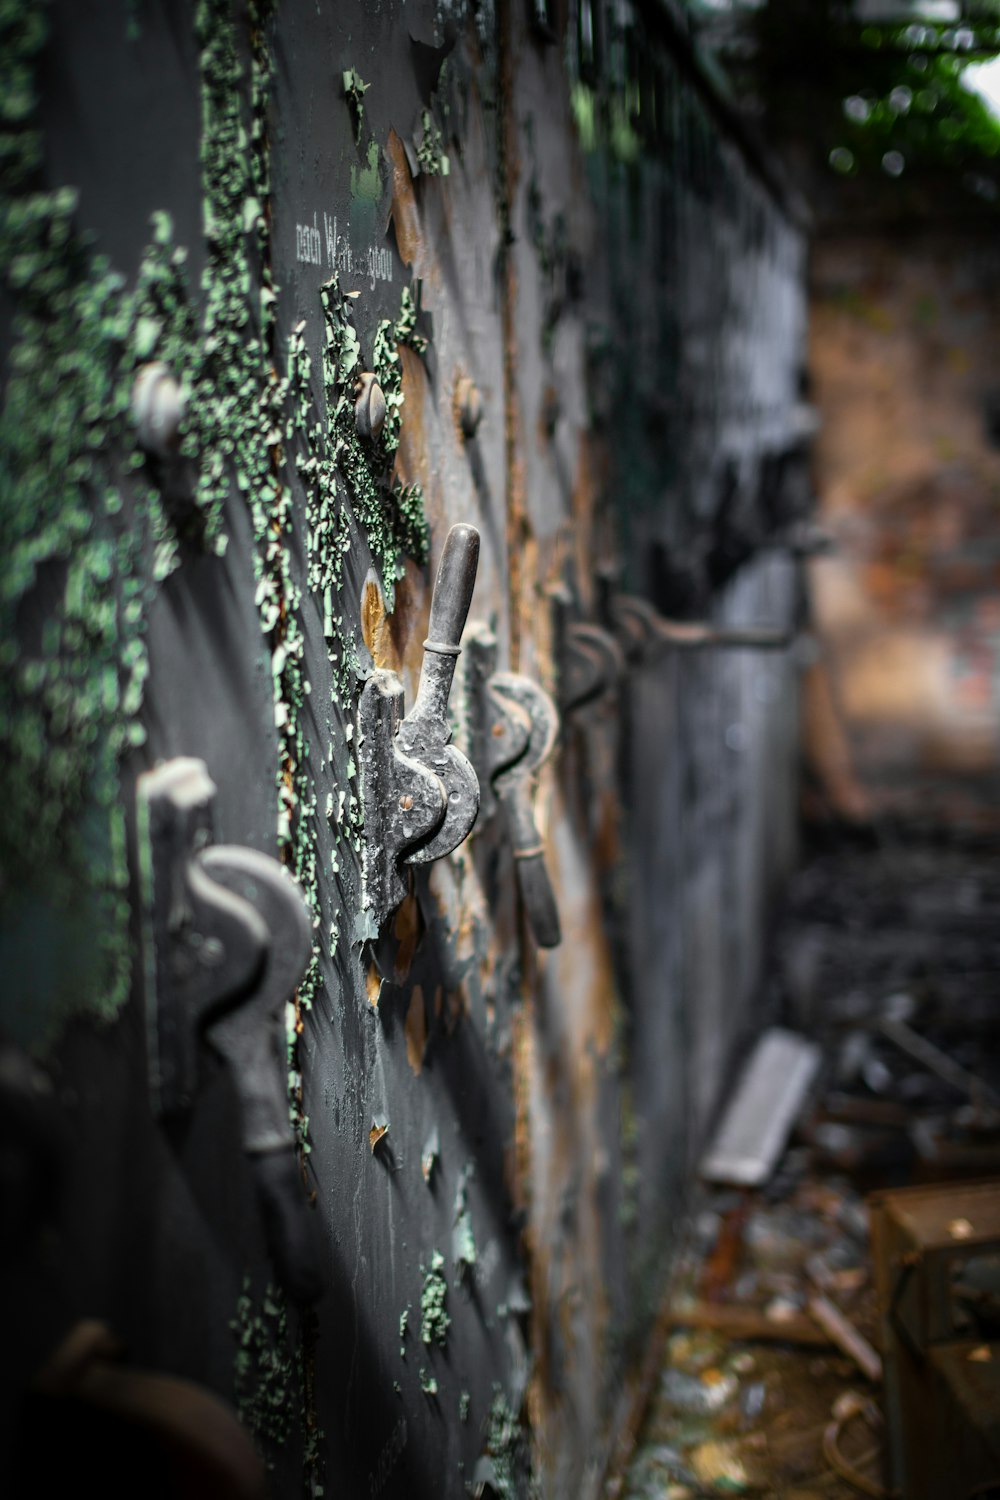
[499,0,527,670]
[405,986,427,1075]
[444,984,467,1035]
[387,128,422,269]
[527,1254,551,1452]
[536,383,560,449]
[587,908,615,1059]
[392,891,423,981]
[388,562,426,689]
[509,986,533,1222]
[361,574,400,671]
[395,345,444,537]
[570,430,604,608]
[593,782,620,873]
[366,963,383,1009]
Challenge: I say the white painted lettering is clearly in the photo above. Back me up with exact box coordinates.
[368,1417,408,1499]
[295,207,394,285]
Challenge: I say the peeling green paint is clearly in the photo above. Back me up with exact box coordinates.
[481,1386,534,1500]
[351,139,382,203]
[416,107,450,176]
[0,0,331,1051]
[452,1165,477,1279]
[0,0,180,1046]
[291,271,431,952]
[419,1366,439,1396]
[421,1125,440,1185]
[343,66,370,145]
[419,1248,451,1347]
[231,1277,297,1459]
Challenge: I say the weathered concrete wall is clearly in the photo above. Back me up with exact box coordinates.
[810,233,1000,826]
[0,2,805,1497]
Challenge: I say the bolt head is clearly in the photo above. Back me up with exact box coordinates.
[132,362,186,457]
[456,375,483,438]
[355,372,387,441]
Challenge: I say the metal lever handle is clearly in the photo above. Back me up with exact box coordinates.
[466,624,562,949]
[357,669,449,926]
[608,592,791,657]
[551,585,624,712]
[561,625,624,712]
[490,672,561,948]
[408,523,481,729]
[395,523,482,867]
[137,760,323,1303]
[199,847,323,1305]
[512,852,561,950]
[653,620,791,650]
[138,759,269,1118]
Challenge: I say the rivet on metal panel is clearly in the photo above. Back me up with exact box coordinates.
[466,625,561,948]
[137,758,323,1303]
[132,362,186,457]
[456,375,484,439]
[354,371,387,441]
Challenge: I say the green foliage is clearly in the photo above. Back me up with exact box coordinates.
[715,0,1000,197]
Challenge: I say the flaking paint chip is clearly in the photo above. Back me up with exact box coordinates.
[370,1115,389,1152]
[421,1127,440,1185]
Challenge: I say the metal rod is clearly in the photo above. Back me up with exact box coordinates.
[653,619,792,650]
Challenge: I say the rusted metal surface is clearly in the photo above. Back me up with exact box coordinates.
[0,0,806,1495]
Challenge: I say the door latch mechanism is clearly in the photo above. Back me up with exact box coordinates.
[358,524,481,928]
[137,758,323,1303]
[467,625,562,948]
[604,588,792,659]
[550,583,624,713]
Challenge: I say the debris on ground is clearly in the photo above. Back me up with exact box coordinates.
[621,834,1000,1499]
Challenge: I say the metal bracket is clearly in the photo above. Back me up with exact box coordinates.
[138,759,268,1117]
[357,670,449,928]
[603,588,792,660]
[357,524,482,927]
[606,592,661,665]
[466,626,562,947]
[550,584,624,713]
[137,758,322,1303]
[396,523,481,863]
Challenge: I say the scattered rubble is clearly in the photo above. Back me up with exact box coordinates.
[621,836,1000,1499]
